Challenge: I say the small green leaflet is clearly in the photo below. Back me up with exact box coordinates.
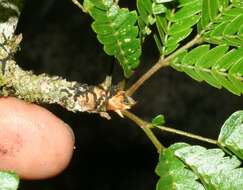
[155,0,174,3]
[200,0,219,28]
[170,45,243,96]
[0,171,19,190]
[202,6,243,47]
[156,110,243,190]
[136,0,170,39]
[174,143,243,190]
[218,111,243,160]
[152,114,165,126]
[83,0,141,78]
[154,0,202,55]
[155,143,205,190]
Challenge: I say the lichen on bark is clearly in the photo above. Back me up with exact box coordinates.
[0,0,135,119]
[0,34,135,119]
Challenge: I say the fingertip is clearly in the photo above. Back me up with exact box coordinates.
[0,97,75,179]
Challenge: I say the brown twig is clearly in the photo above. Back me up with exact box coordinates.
[122,110,164,153]
[126,35,203,96]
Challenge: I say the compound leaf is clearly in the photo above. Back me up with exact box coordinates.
[155,110,243,190]
[83,0,141,77]
[171,1,202,21]
[170,45,243,95]
[201,2,243,47]
[155,143,205,190]
[174,143,243,190]
[136,0,153,37]
[154,0,202,55]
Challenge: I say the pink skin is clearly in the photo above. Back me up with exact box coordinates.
[0,97,75,180]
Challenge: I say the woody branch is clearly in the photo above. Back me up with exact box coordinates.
[0,34,135,119]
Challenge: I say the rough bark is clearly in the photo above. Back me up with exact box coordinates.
[0,34,135,119]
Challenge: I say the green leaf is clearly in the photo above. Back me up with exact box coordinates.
[178,0,200,7]
[170,50,187,72]
[201,0,219,28]
[174,144,243,190]
[212,48,243,95]
[223,14,243,35]
[171,1,202,21]
[156,0,174,3]
[152,114,165,126]
[153,34,163,54]
[229,59,243,92]
[136,0,172,40]
[195,45,229,88]
[83,0,141,78]
[155,144,205,190]
[136,0,154,38]
[152,3,167,15]
[201,4,243,47]
[180,45,209,81]
[154,0,202,55]
[170,45,243,95]
[165,28,192,54]
[137,0,152,25]
[0,171,19,190]
[218,111,243,160]
[169,15,200,34]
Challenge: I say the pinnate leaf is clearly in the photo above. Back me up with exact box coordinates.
[200,2,243,47]
[154,0,202,55]
[155,143,205,190]
[83,0,141,77]
[170,45,243,95]
[174,143,243,190]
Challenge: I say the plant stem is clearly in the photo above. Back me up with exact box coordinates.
[122,110,165,153]
[154,125,217,145]
[72,0,87,13]
[0,35,135,120]
[126,35,203,96]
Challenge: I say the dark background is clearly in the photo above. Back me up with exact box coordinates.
[15,0,242,189]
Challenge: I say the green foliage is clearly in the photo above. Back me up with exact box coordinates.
[152,114,165,126]
[199,1,243,47]
[170,45,243,95]
[154,0,202,55]
[174,144,243,190]
[83,0,141,77]
[156,143,243,190]
[79,0,243,96]
[136,0,169,39]
[136,0,153,37]
[156,143,205,190]
[146,0,243,96]
[218,111,243,159]
[0,171,19,190]
[156,111,243,190]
